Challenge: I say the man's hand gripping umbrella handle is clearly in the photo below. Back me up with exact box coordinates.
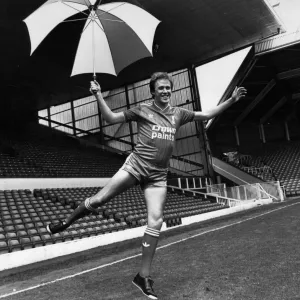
[90,75,101,95]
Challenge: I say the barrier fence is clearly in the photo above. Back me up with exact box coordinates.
[207,181,284,202]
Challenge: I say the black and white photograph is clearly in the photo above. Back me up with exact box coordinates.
[0,0,300,299]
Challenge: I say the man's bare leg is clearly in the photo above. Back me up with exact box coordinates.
[133,186,167,299]
[47,170,137,234]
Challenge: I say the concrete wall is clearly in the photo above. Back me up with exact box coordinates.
[0,178,110,191]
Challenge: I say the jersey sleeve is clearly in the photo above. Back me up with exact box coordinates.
[123,105,141,122]
[179,107,195,126]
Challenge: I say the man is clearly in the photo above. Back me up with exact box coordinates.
[47,72,246,299]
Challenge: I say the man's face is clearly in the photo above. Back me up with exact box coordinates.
[153,79,172,106]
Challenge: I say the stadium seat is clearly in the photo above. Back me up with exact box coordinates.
[0,241,9,254]
[17,230,29,238]
[60,231,73,242]
[8,239,22,252]
[31,236,44,248]
[52,233,64,244]
[41,234,54,246]
[20,237,33,250]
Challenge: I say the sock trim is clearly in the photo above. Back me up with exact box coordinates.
[145,227,160,238]
[84,198,98,213]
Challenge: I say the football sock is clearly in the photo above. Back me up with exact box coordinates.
[65,197,98,225]
[139,227,160,277]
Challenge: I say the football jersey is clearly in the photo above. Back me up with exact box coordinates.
[124,101,195,168]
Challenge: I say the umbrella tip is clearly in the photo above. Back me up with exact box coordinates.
[90,0,102,11]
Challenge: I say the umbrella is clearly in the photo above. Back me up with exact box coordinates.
[24,0,160,78]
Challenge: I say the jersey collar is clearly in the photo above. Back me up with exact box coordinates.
[153,101,171,112]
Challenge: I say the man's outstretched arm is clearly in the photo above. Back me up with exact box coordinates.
[90,81,125,124]
[194,86,247,121]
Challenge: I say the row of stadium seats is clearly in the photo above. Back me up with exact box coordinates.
[0,125,203,180]
[0,187,228,254]
[223,154,275,182]
[258,141,300,196]
[0,125,211,183]
[228,141,300,196]
[0,126,126,178]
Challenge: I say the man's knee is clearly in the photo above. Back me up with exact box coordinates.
[89,193,109,207]
[148,215,164,230]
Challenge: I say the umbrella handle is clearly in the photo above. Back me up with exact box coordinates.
[91,74,99,95]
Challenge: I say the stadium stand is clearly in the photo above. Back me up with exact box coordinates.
[0,187,227,253]
[221,141,300,197]
[222,153,276,182]
[0,122,292,259]
[0,126,126,178]
[259,141,300,197]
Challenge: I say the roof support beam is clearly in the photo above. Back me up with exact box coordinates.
[260,96,287,124]
[285,48,300,52]
[277,67,300,80]
[245,80,269,85]
[234,79,276,126]
[286,93,300,121]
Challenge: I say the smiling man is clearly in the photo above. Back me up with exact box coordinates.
[46,72,246,299]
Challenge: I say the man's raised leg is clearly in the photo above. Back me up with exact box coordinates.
[47,170,137,234]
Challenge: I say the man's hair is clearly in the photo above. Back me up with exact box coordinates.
[149,72,174,97]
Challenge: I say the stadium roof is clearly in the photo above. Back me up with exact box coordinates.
[0,0,282,111]
[208,33,300,130]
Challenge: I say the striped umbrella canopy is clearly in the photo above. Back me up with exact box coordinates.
[24,0,160,77]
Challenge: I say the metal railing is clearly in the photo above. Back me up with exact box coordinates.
[167,185,243,208]
[207,181,284,202]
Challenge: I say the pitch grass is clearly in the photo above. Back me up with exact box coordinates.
[1,199,300,300]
